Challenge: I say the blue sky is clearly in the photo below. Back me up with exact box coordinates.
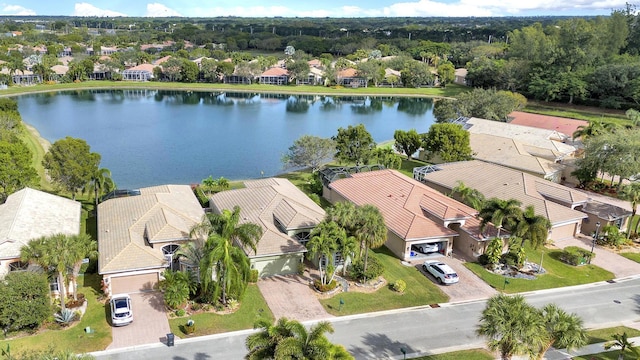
[0,1,631,17]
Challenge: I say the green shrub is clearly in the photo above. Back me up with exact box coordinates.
[249,269,259,283]
[175,309,186,317]
[393,279,406,293]
[502,252,519,267]
[561,246,594,266]
[350,256,385,282]
[0,271,51,333]
[190,302,202,311]
[485,237,503,269]
[54,308,77,325]
[184,319,196,334]
[308,193,321,205]
[477,254,489,266]
[297,262,306,275]
[313,279,338,292]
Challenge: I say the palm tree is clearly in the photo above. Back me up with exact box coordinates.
[201,234,252,305]
[159,269,197,309]
[479,198,523,237]
[536,304,587,359]
[326,201,358,236]
[246,318,351,360]
[514,206,552,249]
[307,221,341,286]
[604,332,639,360]
[20,234,80,310]
[354,205,387,274]
[175,237,206,281]
[84,167,116,206]
[191,206,262,254]
[337,234,358,276]
[477,294,548,360]
[68,234,98,301]
[451,181,486,211]
[620,182,640,236]
[572,119,619,141]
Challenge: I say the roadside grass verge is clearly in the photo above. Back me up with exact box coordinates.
[411,349,495,360]
[0,81,469,98]
[620,252,640,263]
[586,326,640,344]
[0,274,111,354]
[523,103,630,126]
[320,246,449,316]
[167,284,274,337]
[573,351,632,359]
[465,245,614,294]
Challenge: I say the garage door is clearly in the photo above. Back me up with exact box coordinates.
[111,273,159,294]
[550,223,577,241]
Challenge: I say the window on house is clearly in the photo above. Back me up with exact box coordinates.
[49,277,59,292]
[162,244,181,271]
[295,232,311,245]
[9,261,28,272]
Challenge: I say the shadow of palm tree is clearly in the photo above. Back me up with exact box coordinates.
[349,332,416,359]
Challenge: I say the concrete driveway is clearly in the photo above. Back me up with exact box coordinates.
[555,235,640,279]
[107,292,171,349]
[258,274,333,322]
[414,256,497,303]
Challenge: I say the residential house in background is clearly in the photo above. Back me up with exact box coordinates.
[336,68,367,88]
[122,63,155,81]
[98,185,205,296]
[209,178,325,277]
[260,67,289,85]
[0,188,81,289]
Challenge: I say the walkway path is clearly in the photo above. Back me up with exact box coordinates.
[257,274,333,322]
[555,235,640,278]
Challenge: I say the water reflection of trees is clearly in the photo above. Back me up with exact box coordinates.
[351,97,383,115]
[32,92,57,105]
[70,90,96,102]
[285,96,310,113]
[397,97,433,116]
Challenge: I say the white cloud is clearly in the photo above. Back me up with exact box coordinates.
[1,4,36,15]
[72,2,127,17]
[146,3,182,17]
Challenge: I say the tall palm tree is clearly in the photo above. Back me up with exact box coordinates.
[354,205,387,274]
[514,206,552,249]
[451,181,486,211]
[477,294,548,360]
[308,221,341,285]
[620,182,640,236]
[191,206,262,254]
[536,304,587,359]
[175,237,206,281]
[84,167,116,206]
[68,234,98,301]
[479,198,523,237]
[326,201,358,236]
[572,119,619,141]
[20,234,80,310]
[246,317,297,360]
[201,234,251,305]
[337,233,358,276]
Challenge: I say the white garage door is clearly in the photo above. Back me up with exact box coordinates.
[111,273,159,294]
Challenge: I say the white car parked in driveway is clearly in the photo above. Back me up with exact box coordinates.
[110,294,133,326]
[413,243,440,254]
[422,260,459,285]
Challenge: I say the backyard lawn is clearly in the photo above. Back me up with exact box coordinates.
[465,244,614,293]
[168,284,274,337]
[320,246,449,316]
[0,274,111,355]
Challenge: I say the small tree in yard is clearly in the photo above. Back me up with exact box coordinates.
[282,135,335,172]
[307,221,341,286]
[485,237,503,270]
[0,271,51,335]
[421,123,473,163]
[393,129,422,160]
[333,124,376,166]
[42,137,101,200]
[605,332,639,360]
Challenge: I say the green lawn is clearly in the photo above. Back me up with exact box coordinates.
[411,349,495,360]
[586,326,640,344]
[465,245,614,293]
[620,252,640,264]
[0,274,111,355]
[523,104,630,126]
[573,351,635,360]
[0,81,469,99]
[168,284,274,337]
[399,158,430,178]
[320,246,449,316]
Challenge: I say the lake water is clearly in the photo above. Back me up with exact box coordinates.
[17,90,435,189]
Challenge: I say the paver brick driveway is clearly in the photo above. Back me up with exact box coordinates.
[107,292,170,349]
[258,274,333,322]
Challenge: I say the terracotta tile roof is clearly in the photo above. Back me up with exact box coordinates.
[124,63,155,72]
[329,170,477,241]
[209,178,324,257]
[420,161,588,226]
[154,56,171,65]
[0,188,81,260]
[98,185,204,274]
[261,67,289,76]
[337,68,358,77]
[509,111,589,138]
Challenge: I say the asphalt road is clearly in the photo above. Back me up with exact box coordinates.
[93,277,640,360]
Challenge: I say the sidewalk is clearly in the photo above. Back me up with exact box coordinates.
[544,336,640,360]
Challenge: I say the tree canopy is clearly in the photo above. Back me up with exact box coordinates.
[333,124,376,166]
[421,123,473,162]
[42,136,101,199]
[282,135,335,172]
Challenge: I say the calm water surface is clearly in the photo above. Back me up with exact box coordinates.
[17,90,435,188]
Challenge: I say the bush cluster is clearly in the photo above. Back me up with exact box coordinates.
[313,279,337,292]
[249,269,259,283]
[560,246,594,266]
[349,256,385,282]
[392,279,407,293]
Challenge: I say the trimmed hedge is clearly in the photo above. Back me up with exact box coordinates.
[560,246,594,266]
